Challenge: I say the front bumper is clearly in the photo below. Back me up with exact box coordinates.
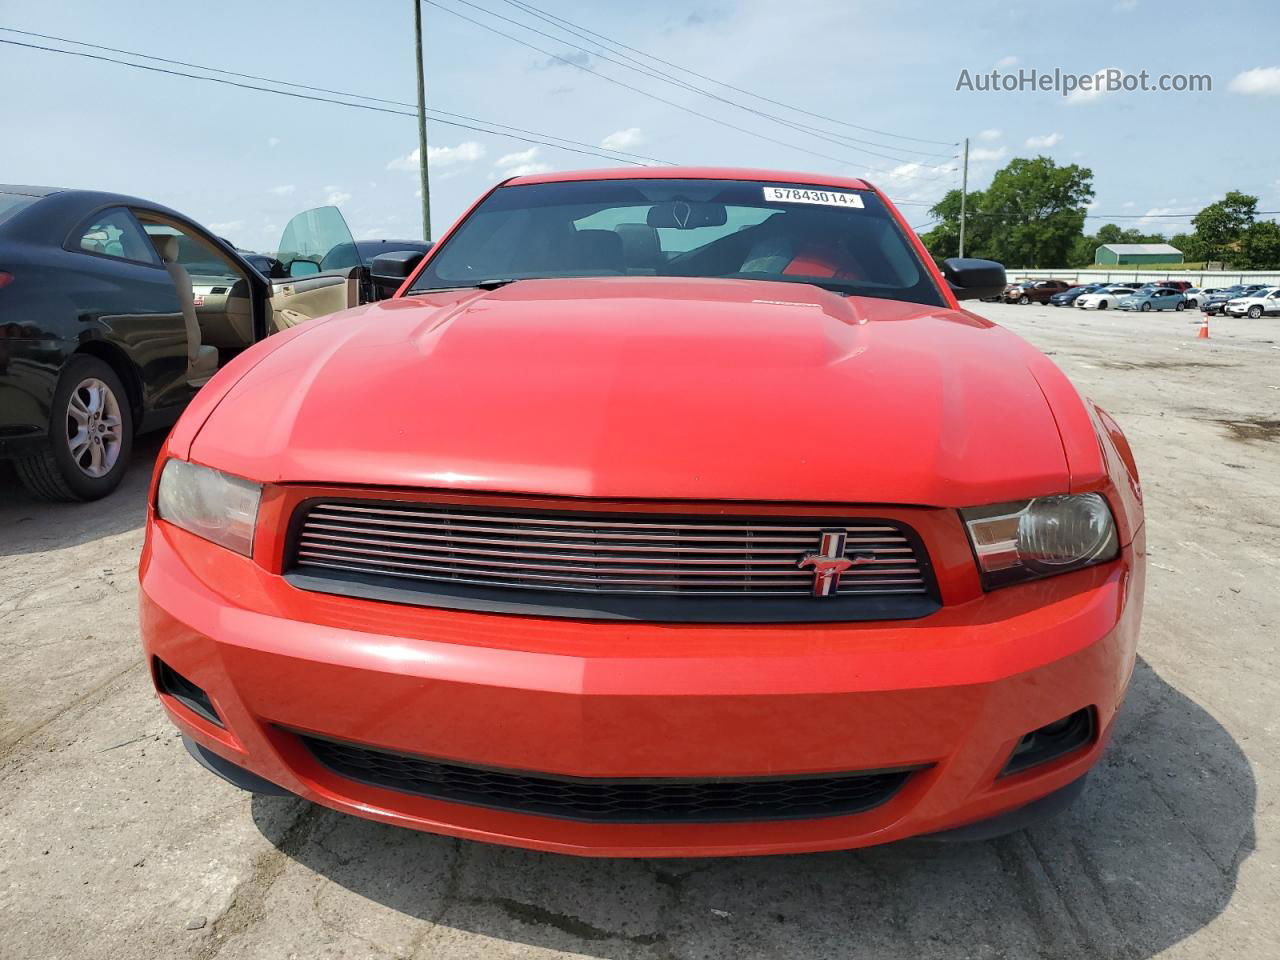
[140,521,1144,857]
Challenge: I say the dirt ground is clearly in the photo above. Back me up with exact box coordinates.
[1,301,1276,960]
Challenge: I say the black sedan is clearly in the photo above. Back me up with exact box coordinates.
[0,187,432,501]
[1202,285,1267,315]
[1048,283,1106,307]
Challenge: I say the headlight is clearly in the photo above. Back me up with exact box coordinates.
[961,494,1118,590]
[156,459,262,556]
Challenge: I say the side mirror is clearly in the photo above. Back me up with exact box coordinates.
[370,249,428,299]
[287,259,321,278]
[941,257,1006,301]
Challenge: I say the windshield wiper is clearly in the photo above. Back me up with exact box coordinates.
[473,278,520,290]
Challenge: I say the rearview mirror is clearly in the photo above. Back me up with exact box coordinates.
[941,257,1006,301]
[646,201,728,229]
[287,259,321,278]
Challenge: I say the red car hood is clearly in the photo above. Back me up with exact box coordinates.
[191,277,1071,506]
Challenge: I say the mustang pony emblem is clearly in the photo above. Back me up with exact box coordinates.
[799,529,876,596]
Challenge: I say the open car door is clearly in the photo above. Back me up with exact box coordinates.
[269,206,367,331]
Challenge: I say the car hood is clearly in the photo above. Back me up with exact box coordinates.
[190,277,1072,506]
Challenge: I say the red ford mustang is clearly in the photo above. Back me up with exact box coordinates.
[139,168,1145,856]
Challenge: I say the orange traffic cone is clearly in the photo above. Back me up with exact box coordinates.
[1197,315,1210,339]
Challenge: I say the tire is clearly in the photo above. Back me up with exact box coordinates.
[1140,302,1152,312]
[14,355,134,502]
[1099,300,1108,310]
[1176,301,1185,311]
[1248,305,1263,319]
[1018,295,1030,304]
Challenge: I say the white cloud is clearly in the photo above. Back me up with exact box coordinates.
[495,147,541,169]
[1024,132,1064,148]
[1122,200,1137,208]
[1229,67,1280,95]
[1136,203,1197,226]
[502,163,553,178]
[968,145,1008,164]
[994,56,1018,69]
[601,127,645,151]
[269,184,296,196]
[494,147,551,178]
[207,220,244,235]
[1114,0,1138,10]
[387,141,487,172]
[267,136,281,148]
[1066,67,1121,105]
[976,128,1002,141]
[325,190,351,207]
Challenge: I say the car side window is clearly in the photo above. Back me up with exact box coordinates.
[74,207,159,264]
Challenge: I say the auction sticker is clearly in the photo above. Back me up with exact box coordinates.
[763,186,864,208]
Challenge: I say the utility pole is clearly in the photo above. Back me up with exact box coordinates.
[414,0,432,240]
[958,136,969,259]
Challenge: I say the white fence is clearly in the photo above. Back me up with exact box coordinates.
[1009,268,1280,286]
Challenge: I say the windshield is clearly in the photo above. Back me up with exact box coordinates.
[411,178,945,307]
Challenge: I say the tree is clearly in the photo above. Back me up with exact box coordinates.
[1068,233,1098,267]
[1169,232,1208,263]
[1191,191,1258,261]
[919,188,988,260]
[1235,220,1280,270]
[981,157,1094,267]
[920,156,1093,267]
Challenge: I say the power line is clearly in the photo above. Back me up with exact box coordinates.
[0,27,956,208]
[424,0,958,184]
[0,30,668,166]
[443,0,955,163]
[499,0,958,148]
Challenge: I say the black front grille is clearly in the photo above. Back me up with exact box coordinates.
[299,734,918,824]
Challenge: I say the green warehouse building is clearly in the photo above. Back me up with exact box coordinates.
[1095,242,1184,266]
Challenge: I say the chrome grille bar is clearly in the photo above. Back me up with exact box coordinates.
[289,500,932,601]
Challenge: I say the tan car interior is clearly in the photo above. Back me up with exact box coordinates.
[136,212,365,366]
[138,214,258,384]
[147,233,220,387]
[269,274,360,332]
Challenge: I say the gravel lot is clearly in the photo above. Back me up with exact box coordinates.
[1,301,1277,960]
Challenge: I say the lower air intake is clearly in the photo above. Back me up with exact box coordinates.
[298,734,919,824]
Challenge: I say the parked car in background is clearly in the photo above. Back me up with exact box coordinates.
[0,192,428,501]
[239,251,287,279]
[987,280,1025,303]
[1075,285,1135,310]
[1006,278,1071,304]
[1048,283,1105,307]
[0,185,278,500]
[1202,285,1267,315]
[142,167,1142,856]
[1116,288,1186,312]
[1224,287,1280,318]
[1154,280,1192,292]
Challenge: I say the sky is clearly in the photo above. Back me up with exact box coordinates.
[2,0,1278,253]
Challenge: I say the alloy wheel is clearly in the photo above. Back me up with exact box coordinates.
[66,377,124,478]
